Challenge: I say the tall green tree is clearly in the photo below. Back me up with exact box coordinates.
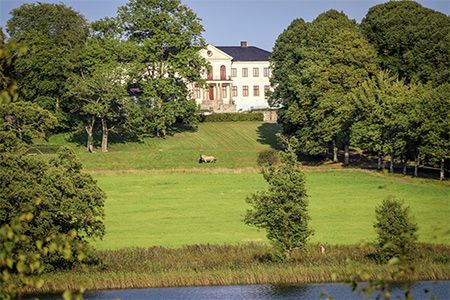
[418,83,450,180]
[114,0,209,137]
[350,71,424,174]
[270,10,378,164]
[244,150,312,260]
[6,2,89,129]
[66,20,127,153]
[0,146,106,268]
[361,0,450,85]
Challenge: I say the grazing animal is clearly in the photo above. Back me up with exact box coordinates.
[199,155,216,163]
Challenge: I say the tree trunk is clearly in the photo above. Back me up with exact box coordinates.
[333,140,338,163]
[101,116,108,153]
[414,155,419,177]
[378,152,382,171]
[403,158,408,175]
[440,158,445,181]
[344,134,350,167]
[390,151,394,173]
[86,115,96,153]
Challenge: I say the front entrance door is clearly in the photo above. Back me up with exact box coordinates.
[209,86,214,100]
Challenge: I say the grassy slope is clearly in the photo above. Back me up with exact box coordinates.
[58,122,280,171]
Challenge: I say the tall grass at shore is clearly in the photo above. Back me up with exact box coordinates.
[30,243,449,294]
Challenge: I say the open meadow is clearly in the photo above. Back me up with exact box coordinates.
[27,121,450,293]
[41,122,449,248]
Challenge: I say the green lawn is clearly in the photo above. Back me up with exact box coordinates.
[92,170,449,249]
[40,121,449,249]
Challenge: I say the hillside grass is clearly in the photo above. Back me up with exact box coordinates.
[44,122,280,171]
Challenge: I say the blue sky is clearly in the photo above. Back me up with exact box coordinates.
[1,0,449,51]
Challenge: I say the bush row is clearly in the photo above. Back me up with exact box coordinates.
[199,113,264,122]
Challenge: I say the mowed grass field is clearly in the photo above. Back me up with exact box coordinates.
[92,170,449,249]
[44,122,449,249]
[63,122,281,171]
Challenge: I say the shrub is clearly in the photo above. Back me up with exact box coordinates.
[244,150,313,260]
[373,198,418,262]
[257,149,280,166]
[199,113,264,122]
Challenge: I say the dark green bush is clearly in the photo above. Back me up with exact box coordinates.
[199,113,264,122]
[257,149,280,166]
[373,198,418,262]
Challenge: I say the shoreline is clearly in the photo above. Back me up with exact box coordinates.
[25,242,450,295]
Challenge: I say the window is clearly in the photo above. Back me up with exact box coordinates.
[208,66,213,80]
[264,67,270,77]
[253,68,259,77]
[232,86,238,97]
[264,85,270,96]
[220,65,226,80]
[222,86,227,98]
[243,86,249,97]
[195,87,202,99]
[242,68,248,77]
[231,68,237,77]
[253,85,260,96]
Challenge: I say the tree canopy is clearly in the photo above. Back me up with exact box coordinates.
[270,10,378,163]
[0,146,106,267]
[115,0,209,137]
[361,0,450,85]
[6,2,89,128]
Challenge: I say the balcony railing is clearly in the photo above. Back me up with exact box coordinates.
[206,76,232,81]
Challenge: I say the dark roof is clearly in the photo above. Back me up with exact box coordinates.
[216,46,271,62]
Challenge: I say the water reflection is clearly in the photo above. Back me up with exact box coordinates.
[25,281,449,300]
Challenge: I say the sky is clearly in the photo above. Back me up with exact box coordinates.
[1,0,449,51]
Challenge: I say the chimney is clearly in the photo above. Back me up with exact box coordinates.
[241,41,247,48]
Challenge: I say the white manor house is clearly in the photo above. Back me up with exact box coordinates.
[193,41,272,113]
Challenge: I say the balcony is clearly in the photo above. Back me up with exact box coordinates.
[206,76,233,82]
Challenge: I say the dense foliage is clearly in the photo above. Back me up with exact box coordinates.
[269,10,378,164]
[0,146,106,268]
[115,0,209,138]
[269,3,449,179]
[200,112,264,122]
[6,2,89,129]
[244,150,312,259]
[361,0,450,85]
[374,198,418,262]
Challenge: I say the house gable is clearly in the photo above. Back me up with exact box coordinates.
[199,44,233,61]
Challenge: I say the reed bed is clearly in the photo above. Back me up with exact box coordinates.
[28,243,449,294]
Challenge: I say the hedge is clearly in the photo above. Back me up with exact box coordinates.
[199,113,264,122]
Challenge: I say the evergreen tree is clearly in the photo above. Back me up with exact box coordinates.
[244,150,312,260]
[374,198,418,262]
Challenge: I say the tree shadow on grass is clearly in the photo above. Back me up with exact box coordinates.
[256,123,282,150]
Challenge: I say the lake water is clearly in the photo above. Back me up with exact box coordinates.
[25,281,450,300]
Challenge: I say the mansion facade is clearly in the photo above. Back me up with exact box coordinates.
[193,42,272,112]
